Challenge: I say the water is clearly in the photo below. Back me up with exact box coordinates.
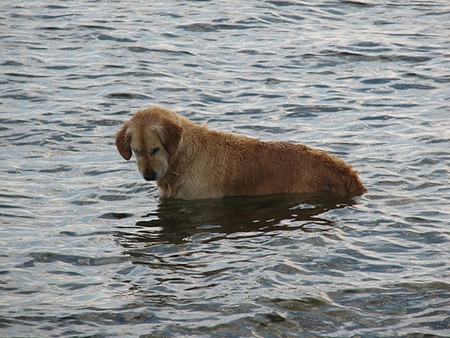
[1,1,449,337]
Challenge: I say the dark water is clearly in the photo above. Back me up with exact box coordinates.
[1,1,449,337]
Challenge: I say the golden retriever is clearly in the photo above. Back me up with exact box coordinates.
[115,106,367,200]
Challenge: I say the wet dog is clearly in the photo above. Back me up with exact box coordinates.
[115,106,367,199]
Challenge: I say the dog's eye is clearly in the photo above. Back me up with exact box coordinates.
[151,147,160,155]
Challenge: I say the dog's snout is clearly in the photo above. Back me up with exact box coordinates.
[143,171,157,181]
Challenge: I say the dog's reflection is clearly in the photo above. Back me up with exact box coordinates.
[117,193,359,246]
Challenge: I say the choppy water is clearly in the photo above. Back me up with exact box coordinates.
[1,1,449,337]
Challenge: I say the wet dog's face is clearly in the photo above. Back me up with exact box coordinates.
[115,109,183,181]
[127,125,170,181]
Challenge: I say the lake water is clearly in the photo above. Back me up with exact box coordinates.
[1,1,449,337]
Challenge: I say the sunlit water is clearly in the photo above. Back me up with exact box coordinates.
[1,1,449,337]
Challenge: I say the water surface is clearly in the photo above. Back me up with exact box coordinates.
[1,1,449,337]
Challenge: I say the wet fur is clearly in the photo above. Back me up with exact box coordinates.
[116,106,367,200]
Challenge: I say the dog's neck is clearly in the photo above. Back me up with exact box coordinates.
[157,124,204,198]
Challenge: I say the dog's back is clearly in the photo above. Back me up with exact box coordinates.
[215,137,366,196]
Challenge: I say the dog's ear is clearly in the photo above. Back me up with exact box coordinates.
[115,122,132,160]
[161,120,183,156]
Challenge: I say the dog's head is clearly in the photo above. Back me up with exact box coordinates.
[115,107,183,181]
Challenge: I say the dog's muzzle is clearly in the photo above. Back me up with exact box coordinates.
[143,171,158,181]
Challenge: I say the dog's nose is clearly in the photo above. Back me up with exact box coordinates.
[143,171,157,181]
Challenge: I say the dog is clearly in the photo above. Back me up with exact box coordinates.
[115,106,367,200]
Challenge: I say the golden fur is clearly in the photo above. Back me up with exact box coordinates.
[115,106,367,199]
